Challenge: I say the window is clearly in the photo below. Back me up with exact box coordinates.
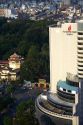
[68,90,71,93]
[78,32,83,35]
[78,60,83,63]
[78,56,83,59]
[78,64,83,67]
[63,88,66,91]
[78,52,83,54]
[78,73,83,75]
[78,37,83,40]
[78,42,83,45]
[78,47,83,50]
[78,69,83,71]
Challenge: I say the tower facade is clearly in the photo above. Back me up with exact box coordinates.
[49,23,77,93]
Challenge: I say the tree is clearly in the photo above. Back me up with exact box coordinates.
[39,43,50,81]
[0,96,13,112]
[27,45,39,59]
[16,40,30,56]
[16,101,28,118]
[15,100,39,125]
[20,45,40,82]
[6,84,15,97]
[3,116,12,125]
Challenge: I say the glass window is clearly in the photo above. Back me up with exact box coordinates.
[78,32,83,35]
[78,37,83,40]
[68,90,71,93]
[63,88,66,91]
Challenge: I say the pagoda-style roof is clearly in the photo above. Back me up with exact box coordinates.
[8,53,21,61]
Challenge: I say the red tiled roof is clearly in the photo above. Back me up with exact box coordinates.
[0,61,9,64]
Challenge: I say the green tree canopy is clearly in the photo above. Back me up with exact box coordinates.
[3,116,12,125]
[5,84,15,97]
[15,100,38,125]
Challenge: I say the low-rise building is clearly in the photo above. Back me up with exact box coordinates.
[0,53,23,81]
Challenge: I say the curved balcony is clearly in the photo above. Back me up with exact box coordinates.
[57,89,75,103]
[36,94,73,120]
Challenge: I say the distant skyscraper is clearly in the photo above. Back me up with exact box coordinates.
[36,21,83,125]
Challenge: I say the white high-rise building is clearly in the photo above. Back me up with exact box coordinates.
[36,21,83,125]
[49,23,77,93]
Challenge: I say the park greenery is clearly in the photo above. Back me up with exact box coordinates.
[3,100,39,125]
[0,84,15,113]
[0,17,57,82]
[0,96,14,112]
